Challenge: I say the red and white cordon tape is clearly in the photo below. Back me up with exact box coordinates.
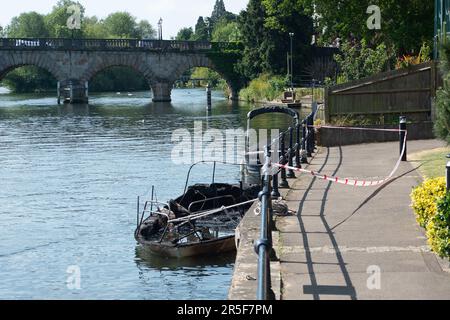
[274,127,408,188]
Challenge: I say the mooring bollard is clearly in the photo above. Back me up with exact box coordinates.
[295,123,302,169]
[446,154,450,192]
[287,127,296,178]
[399,116,407,162]
[279,132,289,188]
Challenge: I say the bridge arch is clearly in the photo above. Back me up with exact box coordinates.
[0,52,64,82]
[168,55,240,100]
[80,53,155,88]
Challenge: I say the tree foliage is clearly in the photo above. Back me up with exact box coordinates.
[435,43,450,143]
[236,0,313,79]
[176,27,194,41]
[334,40,394,83]
[6,12,49,38]
[193,17,209,41]
[211,20,241,42]
[299,0,433,56]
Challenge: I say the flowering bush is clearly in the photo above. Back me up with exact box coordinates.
[426,194,450,259]
[410,177,446,228]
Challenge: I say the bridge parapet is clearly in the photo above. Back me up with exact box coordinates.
[0,38,240,53]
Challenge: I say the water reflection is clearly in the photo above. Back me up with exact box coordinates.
[135,246,236,270]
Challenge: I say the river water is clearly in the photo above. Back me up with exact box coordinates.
[0,88,297,300]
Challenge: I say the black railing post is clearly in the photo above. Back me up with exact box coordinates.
[287,127,296,178]
[272,170,281,198]
[301,120,308,163]
[255,145,273,300]
[306,115,314,157]
[399,116,407,162]
[295,123,302,169]
[279,133,289,188]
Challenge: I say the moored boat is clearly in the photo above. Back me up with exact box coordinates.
[135,165,260,258]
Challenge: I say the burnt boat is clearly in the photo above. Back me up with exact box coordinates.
[135,163,259,258]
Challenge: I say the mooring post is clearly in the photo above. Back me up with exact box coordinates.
[287,127,296,178]
[399,116,407,162]
[295,123,302,169]
[206,83,212,111]
[57,81,61,105]
[446,154,450,192]
[279,132,289,188]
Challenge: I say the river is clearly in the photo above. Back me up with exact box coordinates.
[0,88,298,300]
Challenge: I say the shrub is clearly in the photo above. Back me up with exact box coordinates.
[410,177,446,228]
[239,74,287,102]
[395,42,431,70]
[334,40,395,82]
[426,193,450,259]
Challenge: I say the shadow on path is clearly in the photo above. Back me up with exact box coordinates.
[296,147,357,300]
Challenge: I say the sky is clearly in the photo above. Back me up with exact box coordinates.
[0,0,248,38]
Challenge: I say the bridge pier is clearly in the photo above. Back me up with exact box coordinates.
[151,82,172,103]
[57,79,88,104]
[229,87,240,101]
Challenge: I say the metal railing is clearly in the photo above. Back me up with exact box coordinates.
[0,37,242,52]
[255,108,317,300]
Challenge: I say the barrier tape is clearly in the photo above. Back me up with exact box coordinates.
[273,131,408,187]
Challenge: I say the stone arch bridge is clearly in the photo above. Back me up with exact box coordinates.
[0,38,243,103]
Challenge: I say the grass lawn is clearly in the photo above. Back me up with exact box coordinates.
[409,147,450,179]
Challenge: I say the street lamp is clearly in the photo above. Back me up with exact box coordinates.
[289,32,294,92]
[158,18,163,40]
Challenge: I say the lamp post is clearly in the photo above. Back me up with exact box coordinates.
[289,32,294,92]
[158,18,163,40]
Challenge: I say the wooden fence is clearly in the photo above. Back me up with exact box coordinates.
[324,61,441,123]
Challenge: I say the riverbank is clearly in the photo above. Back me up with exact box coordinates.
[229,139,450,300]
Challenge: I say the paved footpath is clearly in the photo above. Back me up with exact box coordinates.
[278,139,450,300]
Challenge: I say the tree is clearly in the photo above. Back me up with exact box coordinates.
[299,0,433,56]
[45,0,85,38]
[103,12,138,38]
[435,43,450,143]
[236,0,268,79]
[193,16,209,41]
[6,12,49,38]
[211,0,227,23]
[211,20,241,42]
[136,20,156,39]
[82,16,107,38]
[237,0,313,78]
[0,25,4,37]
[176,27,194,41]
